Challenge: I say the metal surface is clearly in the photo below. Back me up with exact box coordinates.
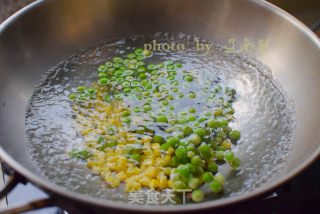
[0,0,320,212]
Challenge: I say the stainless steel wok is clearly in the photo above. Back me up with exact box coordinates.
[0,0,320,213]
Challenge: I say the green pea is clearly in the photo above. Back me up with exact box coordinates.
[217,130,226,139]
[168,106,175,111]
[113,57,122,63]
[189,107,196,113]
[194,128,206,138]
[122,81,131,87]
[188,92,196,99]
[77,85,86,92]
[136,61,145,67]
[210,181,223,193]
[166,137,179,147]
[70,149,92,159]
[141,79,149,86]
[145,84,153,90]
[156,114,168,123]
[174,63,182,68]
[172,180,188,190]
[153,135,165,144]
[98,72,108,78]
[142,90,150,97]
[198,143,213,159]
[229,158,241,168]
[169,71,177,76]
[187,151,195,158]
[135,48,144,55]
[122,117,131,124]
[68,93,77,99]
[214,173,225,184]
[105,61,112,67]
[214,109,223,117]
[144,97,152,103]
[189,134,201,145]
[143,104,152,112]
[131,153,141,162]
[160,143,170,151]
[123,87,131,93]
[184,75,194,82]
[127,53,136,59]
[202,172,214,183]
[99,77,109,85]
[121,110,131,117]
[178,117,188,124]
[113,62,121,68]
[166,64,175,71]
[207,119,219,129]
[175,146,187,159]
[215,151,224,160]
[208,162,218,173]
[114,69,123,76]
[171,87,179,93]
[191,155,202,165]
[178,93,184,98]
[136,55,144,60]
[224,151,235,162]
[188,115,196,121]
[161,99,169,106]
[133,86,143,93]
[98,65,107,72]
[116,76,124,83]
[133,107,141,113]
[138,73,147,79]
[187,145,196,152]
[188,178,201,190]
[229,130,241,140]
[171,80,179,86]
[183,125,193,136]
[137,67,147,73]
[147,64,157,70]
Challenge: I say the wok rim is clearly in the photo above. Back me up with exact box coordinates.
[0,0,320,212]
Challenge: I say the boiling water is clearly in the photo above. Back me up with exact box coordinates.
[25,33,295,203]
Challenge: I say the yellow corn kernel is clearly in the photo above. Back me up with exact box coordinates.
[139,176,151,186]
[141,157,154,166]
[149,179,159,189]
[163,167,172,176]
[86,160,96,168]
[115,172,127,181]
[126,181,142,192]
[151,143,160,150]
[142,135,153,143]
[127,133,137,143]
[145,166,160,178]
[168,180,172,188]
[158,176,168,189]
[221,140,231,150]
[167,147,175,155]
[153,149,162,157]
[110,177,120,187]
[143,149,153,156]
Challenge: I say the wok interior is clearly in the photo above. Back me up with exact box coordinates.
[0,0,320,208]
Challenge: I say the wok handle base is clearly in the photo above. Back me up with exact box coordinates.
[0,198,54,214]
[0,172,25,199]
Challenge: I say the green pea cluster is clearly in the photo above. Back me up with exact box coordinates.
[69,47,242,203]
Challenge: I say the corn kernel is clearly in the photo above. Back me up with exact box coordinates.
[149,179,159,189]
[145,166,159,178]
[142,135,152,143]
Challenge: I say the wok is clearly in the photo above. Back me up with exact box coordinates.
[0,0,320,213]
